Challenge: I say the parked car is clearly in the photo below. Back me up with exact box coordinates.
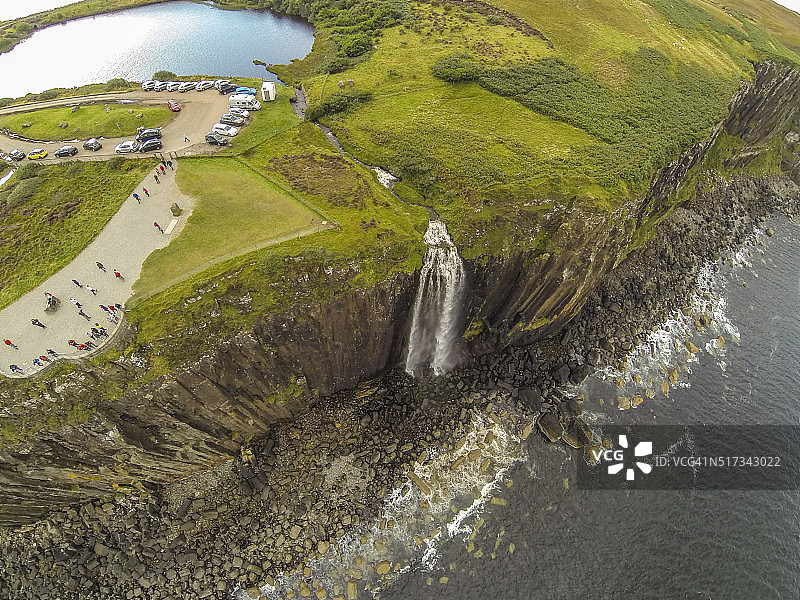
[8,149,25,161]
[218,82,237,94]
[54,145,78,158]
[83,138,102,151]
[165,81,182,92]
[167,99,181,112]
[235,86,257,96]
[211,123,238,137]
[214,79,230,90]
[153,81,169,91]
[136,128,162,142]
[179,81,198,92]
[27,148,48,159]
[227,107,250,118]
[205,131,228,146]
[141,80,157,91]
[196,80,214,91]
[114,140,139,153]
[219,113,245,126]
[139,139,163,152]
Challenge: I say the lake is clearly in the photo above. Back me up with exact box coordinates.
[0,1,314,99]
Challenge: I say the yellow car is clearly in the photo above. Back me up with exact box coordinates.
[27,148,48,160]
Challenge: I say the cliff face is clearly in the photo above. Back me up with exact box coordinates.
[2,61,800,527]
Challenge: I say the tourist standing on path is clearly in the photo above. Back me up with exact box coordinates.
[143,188,149,197]
[72,279,82,288]
[31,319,45,328]
[46,348,58,356]
[167,159,174,170]
[78,309,91,321]
[96,262,106,272]
[40,355,51,363]
[133,192,141,204]
[33,358,42,367]
[4,339,18,349]
[9,364,22,374]
[85,285,98,296]
[154,173,160,184]
[154,221,164,233]
[159,165,165,175]
[69,298,82,309]
[113,270,124,281]
[183,134,189,142]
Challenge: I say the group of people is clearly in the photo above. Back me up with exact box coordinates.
[3,262,128,376]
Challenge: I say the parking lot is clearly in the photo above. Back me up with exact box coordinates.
[0,86,237,162]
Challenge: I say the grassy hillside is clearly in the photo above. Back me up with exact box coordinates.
[265,0,800,255]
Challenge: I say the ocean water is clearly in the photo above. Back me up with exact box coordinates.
[247,216,799,600]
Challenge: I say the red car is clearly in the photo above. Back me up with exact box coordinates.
[167,99,181,112]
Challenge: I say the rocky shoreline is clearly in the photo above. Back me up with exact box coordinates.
[1,155,798,598]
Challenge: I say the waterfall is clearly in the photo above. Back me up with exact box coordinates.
[405,220,466,376]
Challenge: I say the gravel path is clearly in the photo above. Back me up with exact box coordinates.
[0,162,195,377]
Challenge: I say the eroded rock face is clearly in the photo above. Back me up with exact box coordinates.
[2,61,800,527]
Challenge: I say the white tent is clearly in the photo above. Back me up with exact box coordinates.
[261,81,276,102]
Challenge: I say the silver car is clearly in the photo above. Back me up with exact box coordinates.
[178,81,197,92]
[114,140,139,153]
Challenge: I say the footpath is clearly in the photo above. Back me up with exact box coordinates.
[0,162,195,378]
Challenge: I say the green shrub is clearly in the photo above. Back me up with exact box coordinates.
[5,177,42,208]
[339,33,373,57]
[305,90,373,121]
[15,163,45,180]
[431,53,482,82]
[326,56,351,74]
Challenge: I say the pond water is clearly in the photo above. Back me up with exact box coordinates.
[0,1,314,99]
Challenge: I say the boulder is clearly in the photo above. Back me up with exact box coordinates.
[586,349,601,366]
[58,122,69,129]
[537,412,563,443]
[553,363,571,385]
[569,363,594,385]
[518,387,542,411]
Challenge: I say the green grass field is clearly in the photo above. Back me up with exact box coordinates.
[0,103,174,140]
[133,157,322,297]
[0,158,156,309]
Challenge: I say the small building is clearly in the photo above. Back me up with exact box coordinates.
[261,81,276,102]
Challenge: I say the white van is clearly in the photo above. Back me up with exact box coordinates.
[229,94,262,111]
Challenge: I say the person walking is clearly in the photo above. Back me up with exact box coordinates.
[167,159,174,170]
[31,319,45,328]
[68,339,78,347]
[78,309,91,321]
[85,285,98,296]
[9,364,22,374]
[99,304,109,313]
[159,164,165,175]
[69,298,82,309]
[46,348,58,356]
[33,358,42,367]
[40,355,51,362]
[133,192,141,204]
[72,279,82,288]
[113,270,124,281]
[143,187,149,197]
[183,133,189,142]
[154,221,164,233]
[96,261,106,272]
[4,339,18,349]
[154,173,160,184]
